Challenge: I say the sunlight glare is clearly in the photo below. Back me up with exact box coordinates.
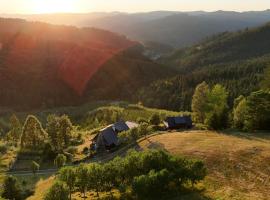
[31,0,77,14]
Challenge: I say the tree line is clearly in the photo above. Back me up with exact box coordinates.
[191,78,270,131]
[44,150,206,200]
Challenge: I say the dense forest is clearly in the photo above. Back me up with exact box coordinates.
[137,23,270,111]
[0,18,172,109]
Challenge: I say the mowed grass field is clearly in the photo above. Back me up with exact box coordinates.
[139,130,270,200]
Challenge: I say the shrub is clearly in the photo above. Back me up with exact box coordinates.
[149,114,161,125]
[54,154,67,169]
[63,152,73,162]
[65,146,78,155]
[82,147,89,155]
[42,143,57,161]
[31,161,40,175]
[2,176,22,200]
[136,117,148,124]
[0,144,8,154]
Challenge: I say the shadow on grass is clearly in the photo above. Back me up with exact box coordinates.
[169,187,213,200]
[220,129,270,142]
[146,139,166,151]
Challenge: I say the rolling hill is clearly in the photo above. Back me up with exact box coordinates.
[0,18,171,109]
[137,23,270,111]
[4,10,270,48]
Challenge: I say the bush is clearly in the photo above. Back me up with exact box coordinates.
[65,146,78,155]
[149,114,161,125]
[82,147,89,155]
[54,154,67,168]
[136,117,148,124]
[0,144,8,154]
[194,123,208,130]
[63,152,73,162]
[2,176,22,200]
[42,143,57,161]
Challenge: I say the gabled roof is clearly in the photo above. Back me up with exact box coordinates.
[165,116,192,128]
[113,121,129,132]
[93,120,139,149]
[99,127,118,146]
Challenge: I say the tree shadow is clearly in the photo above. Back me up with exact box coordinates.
[219,130,270,142]
[146,140,166,151]
[170,187,213,200]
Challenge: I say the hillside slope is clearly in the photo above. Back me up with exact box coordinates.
[139,131,270,200]
[162,22,270,71]
[137,23,270,110]
[0,18,171,109]
[2,10,270,48]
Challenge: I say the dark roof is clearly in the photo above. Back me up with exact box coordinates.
[165,116,192,128]
[99,127,118,146]
[93,120,139,149]
[113,121,129,132]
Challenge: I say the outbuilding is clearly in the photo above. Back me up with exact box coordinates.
[164,116,192,129]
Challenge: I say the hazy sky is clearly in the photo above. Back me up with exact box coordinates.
[1,0,270,14]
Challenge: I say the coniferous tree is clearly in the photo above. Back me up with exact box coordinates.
[6,114,22,143]
[20,115,47,149]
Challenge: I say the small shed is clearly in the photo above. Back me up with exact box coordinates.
[164,116,192,129]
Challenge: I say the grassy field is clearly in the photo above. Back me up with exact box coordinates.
[139,130,270,200]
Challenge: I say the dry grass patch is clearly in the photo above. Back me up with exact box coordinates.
[26,176,55,200]
[139,130,270,200]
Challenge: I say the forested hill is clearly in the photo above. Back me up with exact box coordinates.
[3,10,270,48]
[161,22,270,72]
[0,18,171,109]
[137,23,270,111]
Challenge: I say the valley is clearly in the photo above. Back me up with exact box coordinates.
[0,3,270,200]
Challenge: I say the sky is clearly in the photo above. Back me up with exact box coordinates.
[0,0,270,14]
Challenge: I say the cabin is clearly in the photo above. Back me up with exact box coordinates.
[91,120,139,152]
[164,116,192,129]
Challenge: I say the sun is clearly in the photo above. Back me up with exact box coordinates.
[31,0,77,14]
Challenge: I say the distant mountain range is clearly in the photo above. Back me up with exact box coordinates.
[0,18,170,109]
[2,10,270,48]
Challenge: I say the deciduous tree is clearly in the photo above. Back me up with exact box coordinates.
[44,181,69,200]
[191,82,209,123]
